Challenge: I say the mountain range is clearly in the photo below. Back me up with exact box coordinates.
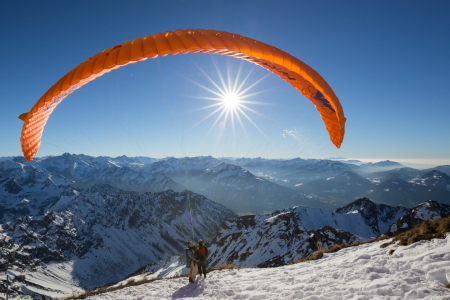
[2,154,449,215]
[4,189,447,299]
[1,154,450,298]
[296,169,450,208]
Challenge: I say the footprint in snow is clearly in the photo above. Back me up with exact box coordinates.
[366,272,382,280]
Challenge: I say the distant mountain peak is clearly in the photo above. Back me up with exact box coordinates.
[421,169,449,179]
[334,170,363,179]
[12,156,27,163]
[361,160,403,168]
[335,197,376,214]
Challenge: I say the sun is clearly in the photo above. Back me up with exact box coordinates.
[187,60,270,137]
[222,93,240,108]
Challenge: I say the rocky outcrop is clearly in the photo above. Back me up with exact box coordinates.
[385,200,450,236]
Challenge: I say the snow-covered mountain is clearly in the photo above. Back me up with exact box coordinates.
[78,199,450,300]
[206,198,407,269]
[367,176,450,207]
[0,156,15,162]
[0,155,330,216]
[385,200,450,236]
[116,198,446,286]
[138,156,331,213]
[226,157,360,188]
[2,154,449,212]
[2,154,450,299]
[335,197,408,234]
[410,170,450,190]
[182,162,322,214]
[2,154,185,195]
[0,159,76,223]
[0,187,236,298]
[422,165,450,176]
[358,160,403,172]
[289,167,450,210]
[144,156,220,178]
[131,156,161,165]
[298,171,373,203]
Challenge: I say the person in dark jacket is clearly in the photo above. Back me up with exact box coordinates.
[186,241,198,283]
[196,239,208,278]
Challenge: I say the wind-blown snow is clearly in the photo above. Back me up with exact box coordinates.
[86,234,450,299]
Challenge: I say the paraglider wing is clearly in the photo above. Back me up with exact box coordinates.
[19,29,345,161]
[18,113,28,121]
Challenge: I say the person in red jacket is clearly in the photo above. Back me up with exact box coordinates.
[196,239,208,278]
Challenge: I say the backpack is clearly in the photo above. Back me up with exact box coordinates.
[196,245,208,260]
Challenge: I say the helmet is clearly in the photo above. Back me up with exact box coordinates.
[198,239,203,244]
[188,241,193,247]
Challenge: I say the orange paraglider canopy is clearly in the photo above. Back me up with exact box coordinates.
[19,29,345,161]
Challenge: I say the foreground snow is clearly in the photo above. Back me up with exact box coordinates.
[87,234,450,299]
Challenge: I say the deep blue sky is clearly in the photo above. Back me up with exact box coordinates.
[1,0,449,166]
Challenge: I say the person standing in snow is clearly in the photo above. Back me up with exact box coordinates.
[187,241,198,283]
[196,239,208,278]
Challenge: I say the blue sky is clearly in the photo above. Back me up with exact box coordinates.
[1,0,449,166]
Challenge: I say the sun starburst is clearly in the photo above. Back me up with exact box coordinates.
[188,60,270,138]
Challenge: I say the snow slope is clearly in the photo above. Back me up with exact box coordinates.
[86,234,450,300]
